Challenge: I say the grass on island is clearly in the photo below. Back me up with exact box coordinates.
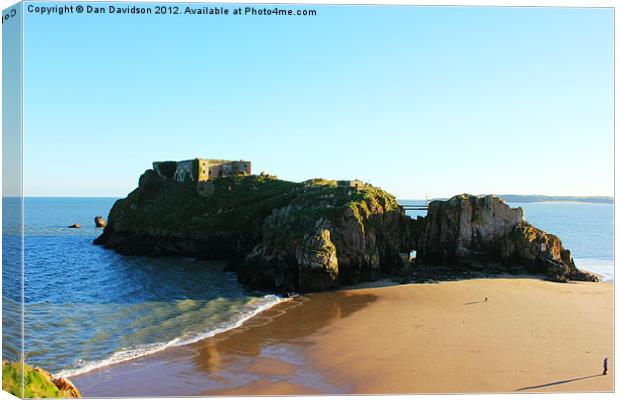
[123,173,402,240]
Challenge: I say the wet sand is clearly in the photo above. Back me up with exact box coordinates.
[71,291,373,396]
[72,278,613,396]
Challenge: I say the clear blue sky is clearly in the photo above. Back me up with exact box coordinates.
[21,4,613,198]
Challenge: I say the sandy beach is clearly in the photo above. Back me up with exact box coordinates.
[72,277,613,396]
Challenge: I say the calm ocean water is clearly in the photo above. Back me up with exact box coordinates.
[6,197,287,377]
[2,197,614,378]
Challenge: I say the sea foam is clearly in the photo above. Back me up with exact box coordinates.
[56,294,289,378]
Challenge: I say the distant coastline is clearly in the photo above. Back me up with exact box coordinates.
[497,194,613,204]
[401,195,613,204]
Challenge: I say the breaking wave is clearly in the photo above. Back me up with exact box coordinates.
[56,294,288,378]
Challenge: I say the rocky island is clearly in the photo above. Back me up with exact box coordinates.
[94,168,597,292]
[414,194,598,283]
[95,170,417,291]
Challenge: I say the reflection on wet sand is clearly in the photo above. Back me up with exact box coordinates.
[72,291,377,397]
[194,291,376,368]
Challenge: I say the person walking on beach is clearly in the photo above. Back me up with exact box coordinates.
[603,357,608,375]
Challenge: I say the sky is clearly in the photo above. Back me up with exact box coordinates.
[17,3,614,198]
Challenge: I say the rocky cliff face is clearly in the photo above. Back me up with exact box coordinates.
[417,195,524,263]
[238,188,419,292]
[95,172,417,292]
[415,194,598,282]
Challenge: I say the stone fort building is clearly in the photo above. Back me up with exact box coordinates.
[153,158,251,194]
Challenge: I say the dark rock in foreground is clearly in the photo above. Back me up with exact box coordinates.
[95,171,418,292]
[415,194,598,283]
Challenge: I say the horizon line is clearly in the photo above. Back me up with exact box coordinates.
[8,193,616,199]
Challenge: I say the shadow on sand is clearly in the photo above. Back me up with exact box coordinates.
[515,374,602,391]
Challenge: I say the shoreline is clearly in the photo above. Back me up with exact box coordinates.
[59,268,612,380]
[573,259,615,282]
[71,276,613,396]
[57,294,291,379]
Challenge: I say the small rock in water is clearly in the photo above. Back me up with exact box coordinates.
[68,223,81,229]
[94,216,107,227]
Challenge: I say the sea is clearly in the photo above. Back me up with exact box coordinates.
[1,197,614,378]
